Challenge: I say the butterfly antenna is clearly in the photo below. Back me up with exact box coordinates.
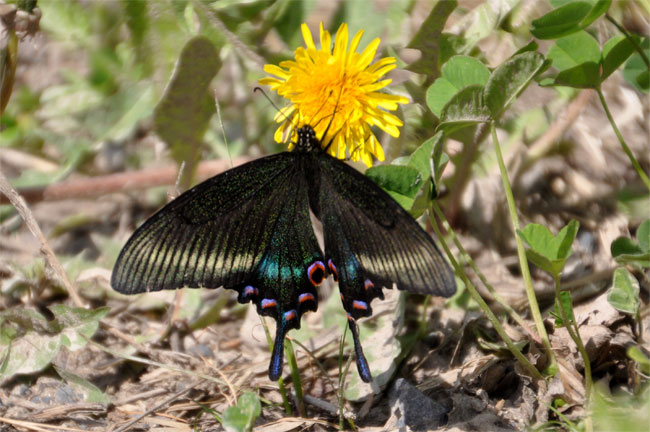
[254,87,292,123]
[254,86,296,143]
[322,78,347,151]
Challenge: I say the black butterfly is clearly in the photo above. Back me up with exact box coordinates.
[111,125,456,382]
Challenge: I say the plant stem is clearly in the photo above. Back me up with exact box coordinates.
[605,13,650,69]
[429,211,543,380]
[596,87,650,192]
[337,327,353,430]
[491,122,556,374]
[284,339,305,417]
[554,275,592,432]
[431,203,537,341]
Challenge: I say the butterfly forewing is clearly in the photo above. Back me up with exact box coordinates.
[111,154,293,294]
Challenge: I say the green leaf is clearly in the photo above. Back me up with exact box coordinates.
[611,236,643,256]
[607,268,640,315]
[513,41,539,56]
[556,290,576,326]
[0,306,108,379]
[484,51,549,119]
[547,31,601,88]
[407,133,438,180]
[611,233,650,267]
[637,219,650,252]
[548,31,601,70]
[407,133,448,201]
[426,55,490,117]
[601,35,637,81]
[437,85,490,134]
[367,165,424,213]
[222,392,261,432]
[523,248,560,276]
[627,346,650,374]
[578,0,611,29]
[431,133,449,187]
[449,0,519,56]
[530,1,593,39]
[623,39,650,93]
[517,220,579,276]
[409,178,433,218]
[556,220,580,261]
[406,0,457,76]
[153,36,221,189]
[366,165,423,200]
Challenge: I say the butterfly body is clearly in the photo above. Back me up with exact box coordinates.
[112,126,455,382]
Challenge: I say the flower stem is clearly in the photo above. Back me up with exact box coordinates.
[491,122,556,374]
[596,87,650,192]
[429,210,543,380]
[284,339,305,417]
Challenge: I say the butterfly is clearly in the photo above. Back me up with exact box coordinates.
[111,124,456,382]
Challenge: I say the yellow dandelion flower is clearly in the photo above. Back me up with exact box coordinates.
[259,23,409,167]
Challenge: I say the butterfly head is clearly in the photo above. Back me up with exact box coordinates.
[295,125,322,153]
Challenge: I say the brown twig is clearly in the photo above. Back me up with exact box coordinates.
[0,170,84,307]
[0,416,88,432]
[0,157,251,205]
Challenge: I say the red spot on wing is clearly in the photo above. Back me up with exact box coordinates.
[308,261,326,286]
[299,293,315,303]
[353,300,368,311]
[261,299,277,309]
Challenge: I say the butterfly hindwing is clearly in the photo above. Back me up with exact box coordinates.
[313,152,456,381]
[230,156,325,379]
[111,153,295,294]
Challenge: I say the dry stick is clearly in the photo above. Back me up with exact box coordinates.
[0,417,88,432]
[0,157,251,205]
[0,170,84,307]
[112,381,202,432]
[115,388,170,406]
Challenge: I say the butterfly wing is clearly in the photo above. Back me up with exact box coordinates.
[112,153,325,380]
[313,152,456,382]
[112,153,294,294]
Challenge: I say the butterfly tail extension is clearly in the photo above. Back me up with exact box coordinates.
[347,313,372,382]
[269,320,288,381]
